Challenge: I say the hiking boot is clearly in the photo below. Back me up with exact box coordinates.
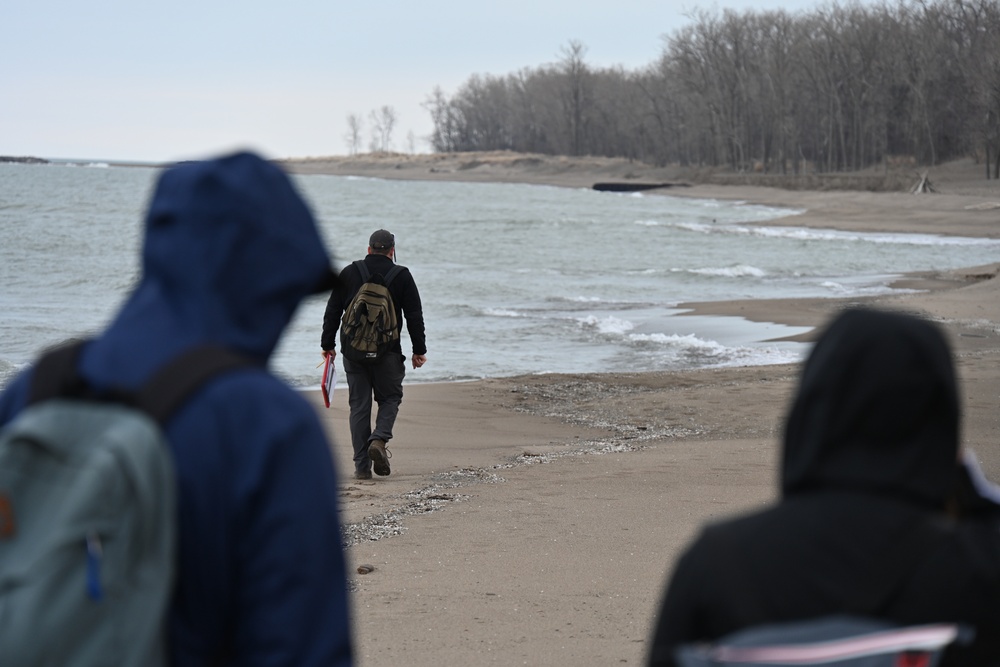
[354,468,372,480]
[369,439,391,476]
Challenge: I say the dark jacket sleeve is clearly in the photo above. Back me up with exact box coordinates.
[396,268,426,356]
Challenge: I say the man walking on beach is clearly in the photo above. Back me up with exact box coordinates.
[322,229,427,480]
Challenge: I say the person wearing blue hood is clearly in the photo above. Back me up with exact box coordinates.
[0,152,353,666]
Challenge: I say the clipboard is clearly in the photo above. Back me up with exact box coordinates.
[321,354,337,408]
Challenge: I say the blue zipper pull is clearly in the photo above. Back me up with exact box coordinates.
[86,531,103,602]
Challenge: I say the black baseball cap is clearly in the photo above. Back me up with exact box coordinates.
[369,229,395,250]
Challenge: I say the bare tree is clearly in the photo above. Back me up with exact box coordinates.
[558,40,592,156]
[344,113,364,155]
[948,0,1000,178]
[369,106,398,153]
[424,86,460,152]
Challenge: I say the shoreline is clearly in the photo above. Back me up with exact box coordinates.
[293,152,1000,666]
[282,151,1000,239]
[676,262,1000,345]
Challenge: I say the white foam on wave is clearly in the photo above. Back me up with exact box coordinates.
[742,224,1000,247]
[483,307,525,318]
[578,315,635,335]
[820,281,921,297]
[630,332,729,355]
[865,232,1000,247]
[629,332,803,367]
[661,220,1000,247]
[687,264,768,278]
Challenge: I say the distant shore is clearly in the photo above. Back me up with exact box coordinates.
[0,155,49,165]
[282,151,1000,238]
[293,151,1000,666]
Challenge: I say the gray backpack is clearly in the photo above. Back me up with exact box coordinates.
[0,341,249,666]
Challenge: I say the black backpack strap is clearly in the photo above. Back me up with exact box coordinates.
[383,265,403,288]
[133,346,254,425]
[27,340,89,405]
[26,340,252,425]
[355,260,402,287]
[354,259,371,283]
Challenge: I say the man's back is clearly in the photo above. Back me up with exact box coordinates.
[650,492,1000,665]
[323,252,426,359]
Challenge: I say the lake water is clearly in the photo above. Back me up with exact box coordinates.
[3,161,999,389]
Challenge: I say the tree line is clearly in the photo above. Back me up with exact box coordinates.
[424,0,1000,178]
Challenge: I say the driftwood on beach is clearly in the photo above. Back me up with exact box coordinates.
[911,172,937,194]
[592,182,686,192]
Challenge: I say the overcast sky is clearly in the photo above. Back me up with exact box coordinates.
[4,0,854,163]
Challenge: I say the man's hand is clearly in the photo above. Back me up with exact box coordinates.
[324,349,336,361]
[411,354,427,369]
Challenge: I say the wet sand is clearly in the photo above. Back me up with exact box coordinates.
[290,152,1000,666]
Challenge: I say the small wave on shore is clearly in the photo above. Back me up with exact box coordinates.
[576,314,805,370]
[685,264,768,278]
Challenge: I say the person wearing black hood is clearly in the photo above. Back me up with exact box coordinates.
[647,307,1000,666]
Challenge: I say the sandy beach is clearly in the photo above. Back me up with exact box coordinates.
[288,152,1000,666]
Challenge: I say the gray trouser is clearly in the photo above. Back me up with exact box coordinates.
[343,354,405,473]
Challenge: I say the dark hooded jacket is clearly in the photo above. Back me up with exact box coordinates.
[648,308,1000,666]
[0,153,352,666]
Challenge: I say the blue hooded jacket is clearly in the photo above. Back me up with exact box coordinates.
[0,152,353,666]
